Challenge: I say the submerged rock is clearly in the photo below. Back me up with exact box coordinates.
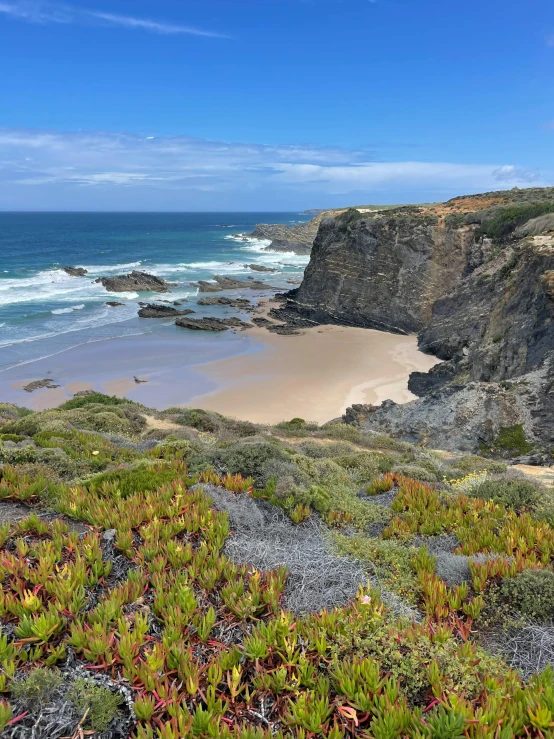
[95,271,175,293]
[106,301,125,307]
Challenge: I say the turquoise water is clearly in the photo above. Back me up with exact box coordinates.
[0,212,310,372]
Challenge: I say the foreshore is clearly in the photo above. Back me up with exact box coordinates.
[0,304,439,424]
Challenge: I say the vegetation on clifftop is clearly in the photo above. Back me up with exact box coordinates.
[1,395,554,737]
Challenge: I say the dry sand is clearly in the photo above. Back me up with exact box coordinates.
[189,321,439,425]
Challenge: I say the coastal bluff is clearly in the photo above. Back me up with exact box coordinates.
[279,188,554,459]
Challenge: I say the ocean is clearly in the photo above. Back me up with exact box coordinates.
[0,212,311,374]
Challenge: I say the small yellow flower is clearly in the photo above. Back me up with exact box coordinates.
[92,450,99,456]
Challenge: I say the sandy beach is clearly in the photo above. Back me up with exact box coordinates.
[0,304,439,424]
[0,318,436,423]
[188,322,438,424]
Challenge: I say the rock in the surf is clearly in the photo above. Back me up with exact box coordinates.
[95,271,175,293]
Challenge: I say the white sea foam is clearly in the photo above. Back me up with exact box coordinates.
[51,304,86,315]
[0,302,138,349]
[78,261,142,273]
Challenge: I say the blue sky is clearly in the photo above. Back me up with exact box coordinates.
[0,0,553,210]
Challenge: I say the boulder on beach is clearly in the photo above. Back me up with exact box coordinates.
[267,324,302,335]
[190,275,278,293]
[95,270,175,293]
[252,317,275,327]
[62,266,88,277]
[175,316,253,332]
[138,304,195,318]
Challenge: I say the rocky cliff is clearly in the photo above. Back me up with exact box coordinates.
[275,207,485,333]
[284,188,554,459]
[245,210,342,255]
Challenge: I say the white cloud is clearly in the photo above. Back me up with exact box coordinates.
[0,1,227,37]
[0,127,549,209]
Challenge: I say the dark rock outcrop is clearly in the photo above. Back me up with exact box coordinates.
[138,304,195,318]
[197,296,251,308]
[277,208,484,334]
[61,266,88,277]
[280,187,554,458]
[95,271,174,293]
[191,275,277,293]
[23,379,60,393]
[106,301,125,307]
[175,316,253,332]
[267,324,302,335]
[343,229,554,458]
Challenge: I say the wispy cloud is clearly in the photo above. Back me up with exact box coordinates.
[0,1,227,37]
[0,127,549,210]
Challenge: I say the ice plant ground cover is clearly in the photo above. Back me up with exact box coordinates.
[0,396,554,737]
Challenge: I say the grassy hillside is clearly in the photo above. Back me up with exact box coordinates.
[1,395,554,738]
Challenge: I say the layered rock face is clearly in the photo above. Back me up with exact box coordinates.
[285,189,554,458]
[347,235,554,456]
[248,221,319,255]
[277,209,484,334]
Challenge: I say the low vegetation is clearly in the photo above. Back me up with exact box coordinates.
[0,395,553,737]
[476,201,554,241]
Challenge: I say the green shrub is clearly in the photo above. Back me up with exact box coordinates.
[0,433,26,443]
[393,464,438,482]
[358,432,412,452]
[476,202,554,241]
[318,423,363,444]
[451,455,507,474]
[335,452,394,483]
[274,418,319,435]
[293,456,352,488]
[334,534,419,603]
[67,678,122,732]
[59,393,128,410]
[501,569,554,621]
[11,668,63,710]
[296,440,330,459]
[210,442,291,485]
[472,479,540,513]
[330,620,507,704]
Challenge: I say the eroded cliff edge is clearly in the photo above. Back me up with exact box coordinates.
[277,188,554,460]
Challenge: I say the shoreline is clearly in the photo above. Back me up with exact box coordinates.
[0,303,439,424]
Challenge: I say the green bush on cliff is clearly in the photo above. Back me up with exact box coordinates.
[59,393,129,410]
[476,201,554,241]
